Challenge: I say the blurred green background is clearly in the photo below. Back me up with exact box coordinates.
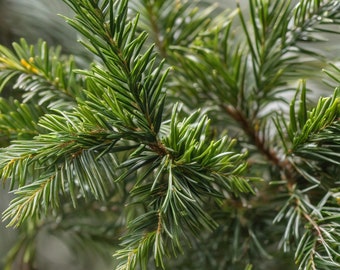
[0,1,106,269]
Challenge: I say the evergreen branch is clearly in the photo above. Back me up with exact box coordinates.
[171,18,247,109]
[171,0,340,163]
[292,0,340,43]
[0,98,44,141]
[276,81,340,185]
[172,32,292,178]
[0,3,254,267]
[115,107,253,269]
[2,1,340,269]
[170,0,340,190]
[291,87,340,149]
[0,107,130,225]
[62,0,167,144]
[274,188,340,269]
[169,1,296,170]
[162,107,253,195]
[323,63,340,89]
[114,211,166,270]
[130,0,216,58]
[3,174,56,227]
[237,0,340,108]
[0,136,121,226]
[0,39,84,110]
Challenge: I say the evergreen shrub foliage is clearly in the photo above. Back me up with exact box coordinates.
[1,0,340,269]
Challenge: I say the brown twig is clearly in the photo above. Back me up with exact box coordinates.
[221,104,296,185]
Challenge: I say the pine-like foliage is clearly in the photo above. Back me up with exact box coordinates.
[1,0,340,269]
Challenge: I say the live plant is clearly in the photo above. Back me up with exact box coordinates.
[1,1,340,269]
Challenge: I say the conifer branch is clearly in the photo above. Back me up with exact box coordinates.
[0,39,84,110]
[1,0,340,269]
[0,1,254,269]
